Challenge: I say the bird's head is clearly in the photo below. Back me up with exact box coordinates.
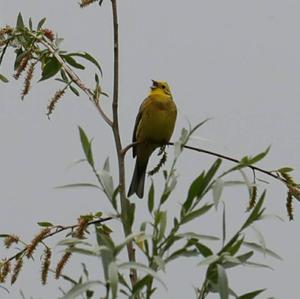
[151,80,172,95]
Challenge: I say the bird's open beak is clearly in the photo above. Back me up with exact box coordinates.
[151,80,158,89]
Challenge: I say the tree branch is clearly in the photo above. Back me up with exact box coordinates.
[38,38,113,127]
[122,141,288,185]
[110,0,137,287]
[2,216,113,264]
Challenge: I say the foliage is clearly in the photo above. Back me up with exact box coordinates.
[0,2,299,299]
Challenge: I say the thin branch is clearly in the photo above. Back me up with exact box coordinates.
[2,217,113,264]
[38,38,113,127]
[110,0,137,287]
[122,141,287,185]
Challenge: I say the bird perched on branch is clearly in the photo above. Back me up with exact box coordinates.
[128,80,177,198]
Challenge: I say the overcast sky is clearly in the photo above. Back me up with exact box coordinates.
[1,1,300,298]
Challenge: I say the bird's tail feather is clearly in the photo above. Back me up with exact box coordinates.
[128,159,148,198]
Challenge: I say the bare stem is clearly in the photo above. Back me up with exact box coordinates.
[110,0,137,286]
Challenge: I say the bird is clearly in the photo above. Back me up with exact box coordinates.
[128,80,177,198]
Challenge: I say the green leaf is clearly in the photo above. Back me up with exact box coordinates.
[99,170,114,200]
[165,248,198,264]
[277,167,293,173]
[217,265,229,299]
[183,159,222,215]
[181,204,213,224]
[193,242,214,257]
[0,74,9,83]
[16,12,24,29]
[132,275,152,296]
[223,251,254,269]
[241,191,266,230]
[243,241,282,260]
[96,227,114,281]
[37,221,53,227]
[148,180,154,213]
[55,183,101,190]
[114,232,145,256]
[212,179,224,210]
[118,262,167,290]
[62,55,85,70]
[176,232,219,241]
[108,262,118,299]
[189,118,211,136]
[68,52,103,76]
[78,126,94,166]
[247,146,270,165]
[57,238,91,247]
[67,246,111,257]
[182,172,205,213]
[29,17,33,30]
[37,17,46,30]
[61,281,103,299]
[198,254,220,266]
[70,85,80,96]
[238,289,266,299]
[157,211,167,242]
[40,57,61,81]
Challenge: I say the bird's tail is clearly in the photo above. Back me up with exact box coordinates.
[127,158,148,199]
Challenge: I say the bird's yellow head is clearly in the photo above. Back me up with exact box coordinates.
[150,80,172,96]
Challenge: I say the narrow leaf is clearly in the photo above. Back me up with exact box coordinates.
[37,17,46,30]
[238,289,266,299]
[108,262,118,299]
[0,74,9,83]
[148,180,154,213]
[118,262,167,290]
[78,126,94,166]
[61,281,102,299]
[198,255,220,266]
[212,179,224,210]
[68,52,103,76]
[181,204,213,224]
[16,12,24,29]
[217,265,229,299]
[40,57,61,81]
[243,241,282,260]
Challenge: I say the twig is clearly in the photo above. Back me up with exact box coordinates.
[2,217,113,265]
[38,38,113,127]
[122,141,287,185]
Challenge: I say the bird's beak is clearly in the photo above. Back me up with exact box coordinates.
[151,79,158,88]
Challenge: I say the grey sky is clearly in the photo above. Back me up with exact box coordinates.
[1,1,299,298]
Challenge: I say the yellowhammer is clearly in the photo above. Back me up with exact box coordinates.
[128,80,177,198]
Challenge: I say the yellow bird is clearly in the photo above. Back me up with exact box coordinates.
[128,80,177,198]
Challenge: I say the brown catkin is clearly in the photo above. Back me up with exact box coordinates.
[246,185,257,211]
[75,217,89,239]
[286,191,294,221]
[14,54,30,80]
[11,258,23,285]
[4,235,19,249]
[41,247,52,285]
[42,28,55,41]
[26,228,51,258]
[55,252,72,279]
[0,260,11,283]
[21,62,35,100]
[80,0,98,8]
[0,26,13,38]
[47,89,66,119]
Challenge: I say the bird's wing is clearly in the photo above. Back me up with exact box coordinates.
[132,96,152,157]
